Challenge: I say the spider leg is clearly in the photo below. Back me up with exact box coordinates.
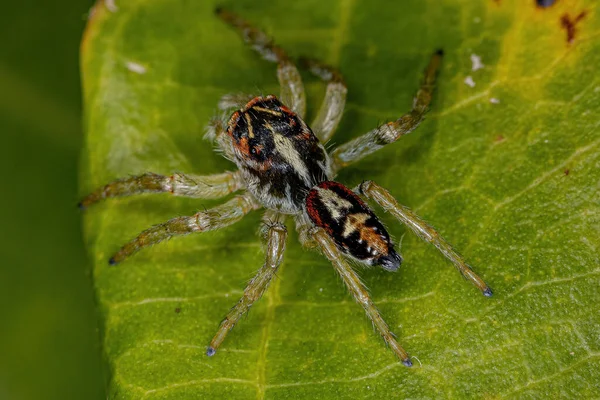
[299,57,347,143]
[205,117,237,162]
[295,213,319,250]
[308,226,413,366]
[330,50,443,174]
[79,171,243,209]
[357,180,492,297]
[207,211,287,356]
[216,8,306,117]
[108,193,259,265]
[217,93,256,111]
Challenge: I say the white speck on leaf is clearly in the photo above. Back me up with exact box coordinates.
[471,54,484,71]
[490,97,500,104]
[87,6,96,19]
[126,61,147,74]
[319,288,323,292]
[105,0,118,12]
[464,76,476,88]
[473,17,481,24]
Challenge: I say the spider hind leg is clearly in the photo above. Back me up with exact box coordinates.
[357,180,492,297]
[308,226,412,366]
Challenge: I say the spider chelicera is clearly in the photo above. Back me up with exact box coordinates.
[80,8,492,367]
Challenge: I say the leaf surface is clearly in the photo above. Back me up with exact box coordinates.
[81,0,600,398]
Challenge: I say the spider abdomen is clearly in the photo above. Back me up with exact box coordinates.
[305,181,402,271]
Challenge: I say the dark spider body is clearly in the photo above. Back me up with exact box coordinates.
[227,95,331,214]
[227,95,400,269]
[306,181,402,271]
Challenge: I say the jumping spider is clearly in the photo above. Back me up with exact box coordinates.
[80,8,492,367]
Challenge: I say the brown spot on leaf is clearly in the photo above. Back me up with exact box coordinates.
[561,11,587,44]
[494,135,505,143]
[175,307,181,313]
[564,169,570,176]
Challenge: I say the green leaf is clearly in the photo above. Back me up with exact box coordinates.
[81,0,600,398]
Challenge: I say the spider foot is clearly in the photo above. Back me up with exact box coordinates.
[206,347,216,357]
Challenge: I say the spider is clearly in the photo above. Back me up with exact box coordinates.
[80,8,492,367]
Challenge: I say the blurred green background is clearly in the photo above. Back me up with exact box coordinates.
[0,0,106,399]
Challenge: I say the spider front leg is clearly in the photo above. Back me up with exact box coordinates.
[207,211,287,356]
[108,193,259,265]
[216,8,306,117]
[79,171,243,209]
[205,117,237,161]
[330,50,443,174]
[300,57,347,143]
[308,226,413,366]
[357,180,492,297]
[217,93,256,111]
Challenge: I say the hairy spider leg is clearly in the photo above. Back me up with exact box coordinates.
[330,50,443,174]
[216,8,306,118]
[358,181,492,297]
[299,57,348,143]
[108,193,259,265]
[295,213,319,250]
[217,93,257,111]
[207,211,287,356]
[310,227,413,367]
[205,117,238,162]
[78,171,243,209]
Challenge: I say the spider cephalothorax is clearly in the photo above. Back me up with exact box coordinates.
[226,95,331,213]
[81,8,492,367]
